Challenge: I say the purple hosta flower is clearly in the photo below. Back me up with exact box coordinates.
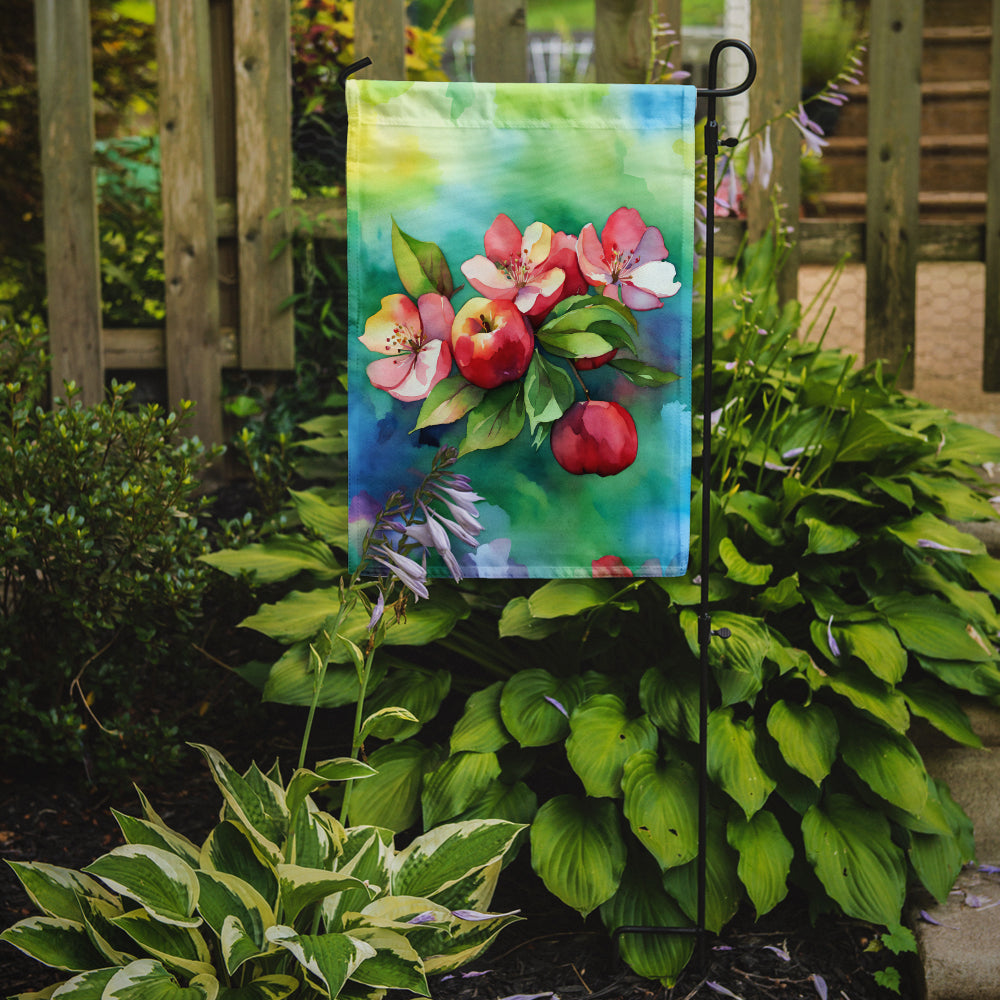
[407,911,438,925]
[979,864,1000,874]
[441,970,493,982]
[707,983,742,999]
[791,104,828,157]
[544,695,569,718]
[715,156,742,216]
[403,514,463,581]
[763,944,791,962]
[812,974,828,1000]
[746,125,774,191]
[367,590,385,631]
[451,908,521,921]
[371,544,429,600]
[917,538,973,555]
[827,615,842,658]
[919,909,958,929]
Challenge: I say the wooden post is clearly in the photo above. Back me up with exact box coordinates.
[864,0,923,389]
[233,0,294,369]
[354,0,406,80]
[34,0,104,405]
[747,0,801,305]
[594,0,672,84]
[983,0,1000,390]
[157,0,223,444]
[474,0,527,83]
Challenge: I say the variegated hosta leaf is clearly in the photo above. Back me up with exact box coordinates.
[44,966,118,997]
[112,811,202,868]
[110,908,214,979]
[529,795,626,917]
[344,926,429,995]
[195,871,274,974]
[4,861,118,922]
[101,958,218,999]
[838,717,929,817]
[706,707,776,819]
[347,740,443,832]
[323,829,393,931]
[421,906,523,975]
[420,858,502,918]
[276,865,376,925]
[285,760,375,824]
[391,820,524,901]
[78,894,136,966]
[727,810,793,918]
[0,916,107,971]
[420,751,502,829]
[566,695,658,799]
[191,745,288,863]
[802,793,906,926]
[450,681,511,754]
[499,669,585,747]
[265,926,375,998]
[765,700,838,786]
[599,853,694,987]
[83,846,200,928]
[214,974,300,1000]
[200,822,278,910]
[621,751,699,871]
[288,802,344,870]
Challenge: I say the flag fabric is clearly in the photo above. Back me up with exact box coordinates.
[347,80,696,579]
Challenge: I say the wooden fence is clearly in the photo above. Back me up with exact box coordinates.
[33,0,1000,445]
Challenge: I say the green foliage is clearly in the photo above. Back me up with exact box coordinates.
[1,744,524,998]
[0,318,221,783]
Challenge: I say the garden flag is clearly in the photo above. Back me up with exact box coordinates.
[347,80,696,579]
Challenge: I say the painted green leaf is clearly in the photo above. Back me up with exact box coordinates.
[523,351,575,432]
[901,679,982,748]
[287,489,348,546]
[200,535,340,584]
[347,740,442,832]
[459,382,525,457]
[0,916,107,972]
[718,537,772,586]
[391,219,453,297]
[536,328,614,360]
[84,846,200,928]
[413,373,486,431]
[802,793,906,926]
[839,718,928,816]
[421,751,502,828]
[874,594,995,662]
[566,695,658,798]
[765,700,838,786]
[266,925,374,998]
[347,925,429,994]
[451,682,511,754]
[727,810,793,917]
[607,356,680,387]
[639,664,699,742]
[886,511,985,556]
[530,795,626,917]
[707,707,776,818]
[103,959,217,1000]
[621,751,698,871]
[111,908,214,977]
[499,669,584,747]
[803,517,859,555]
[4,862,118,923]
[527,579,618,618]
[599,853,694,986]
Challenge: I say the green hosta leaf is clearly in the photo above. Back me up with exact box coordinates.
[459,382,525,457]
[200,822,278,911]
[661,811,741,933]
[908,782,967,907]
[639,664,699,742]
[83,846,200,928]
[906,472,998,522]
[718,537,772,586]
[216,975,299,1000]
[360,706,421,742]
[451,682,511,754]
[499,670,584,747]
[833,621,907,684]
[901,680,982,748]
[277,865,374,925]
[755,573,805,614]
[111,908,214,978]
[36,966,118,998]
[526,578,620,618]
[803,517,859,556]
[916,655,1000,697]
[393,819,524,900]
[453,779,538,827]
[809,661,910,732]
[285,759,376,822]
[265,925,375,998]
[530,795,626,917]
[839,718,928,816]
[4,862,118,923]
[523,351,575,432]
[866,474,914,509]
[112,812,201,868]
[391,219,453,297]
[497,596,564,639]
[200,536,341,584]
[347,740,442,832]
[0,916,107,971]
[599,853,694,987]
[287,489,348,546]
[724,491,785,546]
[802,793,906,926]
[911,562,1000,633]
[363,667,451,740]
[935,421,1000,464]
[260,643,386,709]
[835,410,927,463]
[421,751,502,828]
[195,871,273,974]
[874,594,995,662]
[707,708,776,819]
[346,926,428,994]
[607,356,680,387]
[322,830,394,930]
[76,894,135,966]
[680,610,770,706]
[218,915,270,981]
[413,373,485,431]
[727,811,793,918]
[765,700,838,786]
[886,512,985,556]
[621,751,698,871]
[966,553,1000,597]
[102,959,217,1000]
[566,695,658,798]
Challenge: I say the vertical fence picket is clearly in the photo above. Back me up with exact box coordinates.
[746,0,801,304]
[233,0,294,369]
[354,0,407,80]
[983,0,1000,390]
[594,0,665,83]
[474,0,527,82]
[34,0,104,405]
[864,0,923,390]
[157,0,222,445]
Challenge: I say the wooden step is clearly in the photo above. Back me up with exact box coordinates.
[813,190,987,222]
[922,25,993,83]
[922,0,992,28]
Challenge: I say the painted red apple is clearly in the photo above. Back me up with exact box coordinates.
[573,348,618,371]
[452,296,535,389]
[550,400,638,476]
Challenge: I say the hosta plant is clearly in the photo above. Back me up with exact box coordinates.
[1,743,523,999]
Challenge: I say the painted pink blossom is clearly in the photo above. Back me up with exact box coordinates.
[360,292,454,402]
[576,207,681,310]
[461,214,584,321]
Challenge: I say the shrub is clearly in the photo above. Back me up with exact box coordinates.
[0,317,220,783]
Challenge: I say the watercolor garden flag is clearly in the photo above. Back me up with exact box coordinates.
[347,80,697,580]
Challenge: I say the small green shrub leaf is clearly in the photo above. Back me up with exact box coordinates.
[765,700,838,786]
[802,794,906,926]
[530,795,626,916]
[707,708,776,818]
[727,810,793,917]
